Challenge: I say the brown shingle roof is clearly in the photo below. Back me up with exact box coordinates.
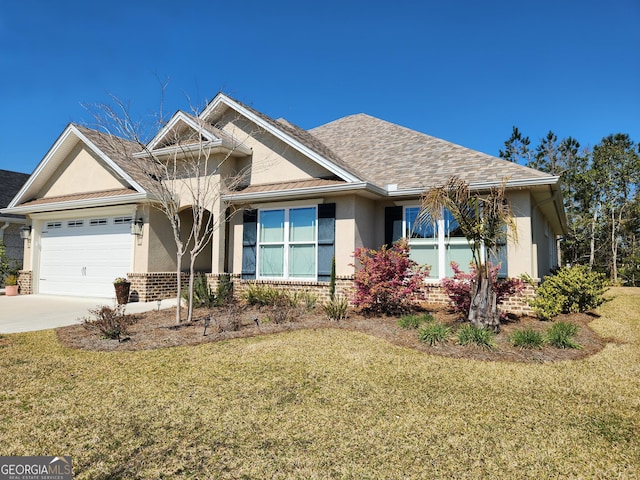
[0,169,30,209]
[310,114,553,190]
[18,188,138,207]
[231,178,346,195]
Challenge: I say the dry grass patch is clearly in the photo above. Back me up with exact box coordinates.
[0,289,639,478]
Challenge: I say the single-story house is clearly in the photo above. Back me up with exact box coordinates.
[0,169,30,279]
[1,93,566,303]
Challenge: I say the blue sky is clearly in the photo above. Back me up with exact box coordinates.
[1,0,638,174]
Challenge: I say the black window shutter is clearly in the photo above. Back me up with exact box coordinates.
[241,209,257,280]
[385,206,403,246]
[317,203,335,282]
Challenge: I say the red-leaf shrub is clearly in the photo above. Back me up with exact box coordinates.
[441,262,524,320]
[351,239,430,315]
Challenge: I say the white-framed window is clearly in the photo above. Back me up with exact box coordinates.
[46,222,62,229]
[404,206,508,279]
[114,216,133,225]
[89,218,108,226]
[257,206,317,279]
[67,220,84,228]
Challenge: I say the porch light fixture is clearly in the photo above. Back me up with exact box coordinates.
[19,225,32,240]
[130,219,144,236]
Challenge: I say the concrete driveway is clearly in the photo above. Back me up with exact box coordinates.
[0,294,178,334]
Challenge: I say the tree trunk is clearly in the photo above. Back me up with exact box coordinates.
[469,273,500,332]
[589,207,598,267]
[186,255,197,323]
[175,252,183,324]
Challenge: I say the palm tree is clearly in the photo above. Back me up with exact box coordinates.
[418,177,516,331]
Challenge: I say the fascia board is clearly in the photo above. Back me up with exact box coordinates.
[385,176,561,198]
[201,94,362,183]
[2,192,151,215]
[133,139,224,158]
[146,111,217,151]
[7,125,77,209]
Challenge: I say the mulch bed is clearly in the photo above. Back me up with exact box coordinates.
[55,303,613,363]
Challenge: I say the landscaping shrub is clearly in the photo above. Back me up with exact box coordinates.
[547,321,582,349]
[418,322,452,345]
[243,282,281,307]
[352,239,429,315]
[457,324,496,350]
[215,274,234,306]
[81,305,138,341]
[323,296,349,321]
[441,262,524,321]
[185,273,217,308]
[266,291,297,324]
[530,265,608,320]
[398,313,434,329]
[291,290,318,311]
[509,327,545,349]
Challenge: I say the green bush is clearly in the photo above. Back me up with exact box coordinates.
[398,313,434,329]
[457,324,496,350]
[323,296,349,321]
[215,274,234,306]
[547,321,582,349]
[243,282,282,306]
[530,265,608,320]
[509,328,545,349]
[183,274,217,308]
[418,322,451,345]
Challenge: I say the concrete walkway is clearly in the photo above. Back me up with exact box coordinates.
[0,294,178,334]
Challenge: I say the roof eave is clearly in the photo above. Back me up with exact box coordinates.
[1,192,152,215]
[133,139,251,159]
[222,182,387,203]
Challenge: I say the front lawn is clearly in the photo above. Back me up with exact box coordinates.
[1,288,639,478]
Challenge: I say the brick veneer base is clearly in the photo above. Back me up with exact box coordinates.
[125,272,536,315]
[18,270,32,295]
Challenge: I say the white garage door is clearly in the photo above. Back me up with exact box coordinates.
[39,216,133,297]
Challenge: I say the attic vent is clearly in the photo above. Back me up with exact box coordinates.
[385,183,398,192]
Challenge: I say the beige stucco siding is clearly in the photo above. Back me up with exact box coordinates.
[144,208,178,272]
[39,143,128,198]
[218,113,334,185]
[506,190,534,278]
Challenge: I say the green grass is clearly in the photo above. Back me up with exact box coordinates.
[1,289,640,478]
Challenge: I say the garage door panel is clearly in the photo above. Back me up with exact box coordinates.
[39,217,132,297]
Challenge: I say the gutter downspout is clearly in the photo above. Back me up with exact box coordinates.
[0,222,9,243]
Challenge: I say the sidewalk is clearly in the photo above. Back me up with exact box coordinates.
[0,294,177,333]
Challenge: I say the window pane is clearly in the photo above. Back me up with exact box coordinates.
[406,207,436,239]
[260,210,284,242]
[444,209,464,237]
[290,207,316,242]
[289,244,316,278]
[489,244,508,278]
[260,245,284,277]
[445,243,474,276]
[410,243,439,278]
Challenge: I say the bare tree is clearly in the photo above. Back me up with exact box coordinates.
[85,92,252,323]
